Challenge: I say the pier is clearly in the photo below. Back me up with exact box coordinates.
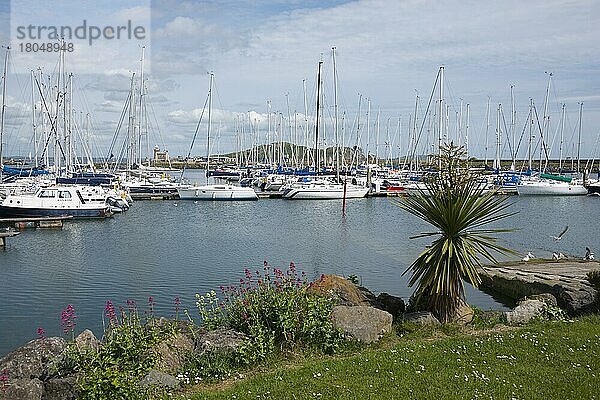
[478,260,600,315]
[0,216,73,230]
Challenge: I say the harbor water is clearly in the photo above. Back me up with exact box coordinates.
[0,185,599,355]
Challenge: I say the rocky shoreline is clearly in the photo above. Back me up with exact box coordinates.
[0,272,596,400]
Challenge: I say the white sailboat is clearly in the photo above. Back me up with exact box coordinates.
[517,94,587,196]
[281,50,368,200]
[517,175,588,196]
[177,73,258,201]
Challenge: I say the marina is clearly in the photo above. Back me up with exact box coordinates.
[1,190,599,356]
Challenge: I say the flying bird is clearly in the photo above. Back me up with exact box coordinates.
[550,226,569,241]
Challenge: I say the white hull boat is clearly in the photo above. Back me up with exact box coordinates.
[517,178,588,196]
[281,180,369,200]
[177,184,258,201]
[0,186,111,218]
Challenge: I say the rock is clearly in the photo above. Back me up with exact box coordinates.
[505,299,545,324]
[308,275,379,307]
[138,370,180,389]
[376,293,405,319]
[403,311,441,325]
[195,328,248,355]
[0,337,67,381]
[2,378,44,400]
[451,299,474,325]
[332,305,392,343]
[42,376,79,400]
[75,329,100,353]
[520,293,558,307]
[154,333,195,373]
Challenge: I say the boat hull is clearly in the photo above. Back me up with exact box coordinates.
[0,205,110,219]
[517,181,588,196]
[282,186,369,200]
[177,185,258,201]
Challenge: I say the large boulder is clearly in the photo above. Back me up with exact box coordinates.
[332,305,392,343]
[2,378,44,400]
[42,376,79,400]
[154,333,195,373]
[138,370,180,389]
[308,275,379,306]
[195,328,248,355]
[403,311,441,325]
[0,337,67,381]
[505,299,545,324]
[75,329,100,353]
[376,293,405,319]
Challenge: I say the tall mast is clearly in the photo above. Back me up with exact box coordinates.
[137,46,145,166]
[411,93,419,170]
[314,61,323,172]
[31,70,39,168]
[510,84,516,170]
[205,72,214,177]
[577,102,583,174]
[0,46,8,179]
[438,66,444,168]
[332,47,340,181]
[375,108,381,167]
[494,104,501,170]
[365,99,371,164]
[484,96,490,166]
[302,79,308,167]
[559,103,565,171]
[528,98,533,171]
[465,103,470,160]
[541,72,552,172]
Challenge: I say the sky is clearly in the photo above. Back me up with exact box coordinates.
[1,0,600,163]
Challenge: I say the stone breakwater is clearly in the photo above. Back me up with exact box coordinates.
[478,260,599,315]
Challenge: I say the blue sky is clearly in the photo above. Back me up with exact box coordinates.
[1,0,600,162]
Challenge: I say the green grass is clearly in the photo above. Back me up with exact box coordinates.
[183,316,600,400]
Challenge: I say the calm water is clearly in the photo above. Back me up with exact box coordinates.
[1,180,599,355]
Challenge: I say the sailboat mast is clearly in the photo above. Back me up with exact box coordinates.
[438,66,444,169]
[528,98,533,171]
[332,47,340,181]
[0,47,9,179]
[510,84,516,170]
[577,102,583,174]
[206,72,214,177]
[494,104,501,170]
[465,103,470,160]
[137,46,145,166]
[559,103,565,171]
[484,96,490,166]
[314,61,323,173]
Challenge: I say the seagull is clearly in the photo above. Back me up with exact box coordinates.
[194,201,199,204]
[173,203,179,207]
[522,252,535,262]
[550,226,569,241]
[584,247,594,261]
[552,252,559,260]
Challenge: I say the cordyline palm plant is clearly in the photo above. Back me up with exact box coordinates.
[395,144,514,323]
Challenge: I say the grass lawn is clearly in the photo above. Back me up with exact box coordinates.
[184,316,600,400]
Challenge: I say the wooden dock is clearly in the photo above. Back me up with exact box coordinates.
[0,216,73,230]
[478,260,600,315]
